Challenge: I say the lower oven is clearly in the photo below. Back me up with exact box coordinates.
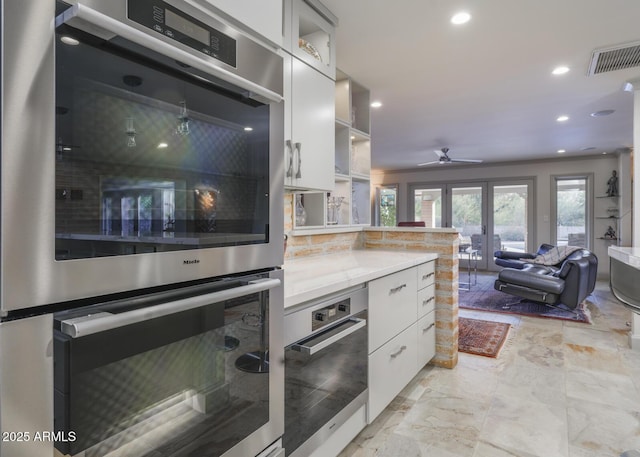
[52,268,284,457]
[283,286,368,457]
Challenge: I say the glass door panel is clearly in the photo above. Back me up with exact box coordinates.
[449,184,487,270]
[492,184,529,253]
[413,188,442,228]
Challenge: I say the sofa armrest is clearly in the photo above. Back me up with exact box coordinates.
[494,250,535,260]
[497,268,565,295]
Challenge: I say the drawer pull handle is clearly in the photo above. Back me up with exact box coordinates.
[390,284,407,294]
[422,272,435,280]
[422,297,435,306]
[423,323,435,333]
[390,345,407,358]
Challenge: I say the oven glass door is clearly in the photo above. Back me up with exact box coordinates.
[284,310,367,456]
[55,13,271,260]
[54,273,279,456]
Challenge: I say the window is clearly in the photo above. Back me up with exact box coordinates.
[375,185,398,226]
[552,175,592,248]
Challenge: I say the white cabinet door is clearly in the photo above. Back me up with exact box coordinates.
[417,261,436,290]
[417,283,435,319]
[202,0,283,47]
[290,0,336,79]
[368,323,418,422]
[284,55,335,191]
[417,312,436,369]
[368,267,418,352]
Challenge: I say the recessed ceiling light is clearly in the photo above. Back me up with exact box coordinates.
[556,115,569,122]
[590,109,615,117]
[244,127,253,132]
[451,12,471,25]
[602,151,608,155]
[371,101,382,108]
[552,66,570,75]
[157,142,168,149]
[557,149,566,153]
[61,36,80,46]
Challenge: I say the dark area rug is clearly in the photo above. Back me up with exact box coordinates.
[458,317,510,358]
[459,273,591,323]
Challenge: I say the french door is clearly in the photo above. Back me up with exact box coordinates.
[410,179,534,271]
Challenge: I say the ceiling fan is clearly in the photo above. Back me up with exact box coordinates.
[418,147,483,166]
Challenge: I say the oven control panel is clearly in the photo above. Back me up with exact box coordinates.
[128,0,237,67]
[311,298,350,332]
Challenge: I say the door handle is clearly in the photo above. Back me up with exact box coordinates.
[291,317,366,355]
[390,345,407,358]
[60,278,281,338]
[285,140,293,177]
[294,142,302,179]
[422,323,435,333]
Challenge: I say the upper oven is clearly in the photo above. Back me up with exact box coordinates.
[0,0,284,313]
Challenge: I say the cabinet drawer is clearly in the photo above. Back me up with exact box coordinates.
[417,312,436,369]
[368,268,417,352]
[368,323,418,422]
[417,261,435,290]
[417,284,435,319]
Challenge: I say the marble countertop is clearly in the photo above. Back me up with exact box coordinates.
[609,246,640,269]
[283,249,438,310]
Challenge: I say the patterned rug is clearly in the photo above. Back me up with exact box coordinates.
[459,273,591,323]
[458,317,510,358]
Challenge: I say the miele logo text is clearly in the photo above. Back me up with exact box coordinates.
[183,259,200,265]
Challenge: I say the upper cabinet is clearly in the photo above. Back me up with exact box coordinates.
[283,0,337,192]
[284,0,337,79]
[200,0,284,47]
[283,53,335,191]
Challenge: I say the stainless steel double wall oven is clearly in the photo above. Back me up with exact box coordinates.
[0,0,285,456]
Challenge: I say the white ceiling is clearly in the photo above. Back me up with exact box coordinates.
[320,0,640,171]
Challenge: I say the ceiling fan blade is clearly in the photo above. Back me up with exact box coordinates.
[449,158,483,163]
[434,149,446,158]
[417,160,443,166]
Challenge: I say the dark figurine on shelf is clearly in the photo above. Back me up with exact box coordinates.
[604,226,617,240]
[606,170,618,197]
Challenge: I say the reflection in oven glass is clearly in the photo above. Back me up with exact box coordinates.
[54,293,270,457]
[54,27,271,260]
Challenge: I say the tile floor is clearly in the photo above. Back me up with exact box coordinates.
[338,274,640,457]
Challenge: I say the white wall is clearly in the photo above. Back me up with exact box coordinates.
[372,154,625,276]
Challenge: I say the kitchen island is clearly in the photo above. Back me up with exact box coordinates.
[282,249,441,457]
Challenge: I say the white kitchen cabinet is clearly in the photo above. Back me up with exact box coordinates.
[368,322,418,421]
[417,312,436,368]
[368,267,417,352]
[291,68,374,228]
[200,0,283,47]
[417,284,435,318]
[284,53,335,192]
[367,261,436,423]
[284,0,337,79]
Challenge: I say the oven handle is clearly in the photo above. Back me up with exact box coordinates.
[60,278,281,338]
[291,317,366,356]
[55,4,283,104]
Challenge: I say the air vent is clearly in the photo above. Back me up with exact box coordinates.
[588,41,640,75]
